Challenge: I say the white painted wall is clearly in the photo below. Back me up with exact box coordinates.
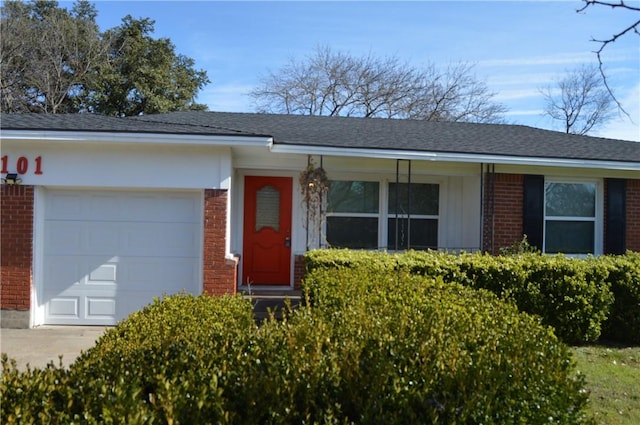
[1,141,232,190]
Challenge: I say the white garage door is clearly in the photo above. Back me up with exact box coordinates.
[40,190,202,325]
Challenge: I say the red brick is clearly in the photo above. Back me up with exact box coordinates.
[483,173,523,253]
[202,189,238,296]
[1,185,33,310]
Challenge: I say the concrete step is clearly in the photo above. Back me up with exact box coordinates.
[243,290,302,321]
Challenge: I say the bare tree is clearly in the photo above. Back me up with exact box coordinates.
[541,65,615,135]
[405,62,508,122]
[577,0,640,112]
[250,45,507,123]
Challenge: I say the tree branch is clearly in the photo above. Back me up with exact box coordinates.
[577,0,639,118]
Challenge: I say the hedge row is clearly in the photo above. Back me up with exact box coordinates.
[1,295,258,424]
[304,249,640,344]
[2,279,593,424]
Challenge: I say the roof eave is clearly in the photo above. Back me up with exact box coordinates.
[0,130,273,147]
[269,144,640,171]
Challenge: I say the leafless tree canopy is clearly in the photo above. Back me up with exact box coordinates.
[250,46,507,123]
[577,0,640,112]
[541,65,615,135]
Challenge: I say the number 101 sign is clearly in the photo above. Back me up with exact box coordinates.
[1,155,43,175]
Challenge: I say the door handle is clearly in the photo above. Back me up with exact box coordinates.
[284,237,291,247]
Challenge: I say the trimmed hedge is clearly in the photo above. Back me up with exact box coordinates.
[302,267,592,424]
[2,294,258,424]
[599,252,640,344]
[454,253,613,344]
[304,249,631,344]
[2,279,593,424]
[1,357,70,424]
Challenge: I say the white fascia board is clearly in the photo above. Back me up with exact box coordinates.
[0,130,273,148]
[269,144,640,171]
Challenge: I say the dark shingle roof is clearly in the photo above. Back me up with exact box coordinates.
[2,111,639,164]
[0,112,255,136]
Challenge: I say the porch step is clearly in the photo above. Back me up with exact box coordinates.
[242,290,302,322]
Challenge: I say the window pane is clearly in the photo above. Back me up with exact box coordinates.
[256,185,279,231]
[545,221,594,254]
[545,183,595,217]
[388,183,439,215]
[327,181,379,214]
[326,217,378,249]
[388,218,438,250]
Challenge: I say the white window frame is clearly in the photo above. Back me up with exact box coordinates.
[323,176,442,250]
[542,178,603,256]
[385,180,440,251]
[324,179,381,249]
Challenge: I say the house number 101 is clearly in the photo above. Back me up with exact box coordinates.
[1,155,43,175]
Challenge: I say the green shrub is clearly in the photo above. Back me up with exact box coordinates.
[454,253,613,344]
[2,275,594,424]
[518,254,613,344]
[1,356,73,424]
[69,293,257,424]
[305,249,616,344]
[302,266,592,424]
[1,294,259,424]
[599,252,640,344]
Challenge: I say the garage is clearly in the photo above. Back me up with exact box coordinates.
[39,189,202,325]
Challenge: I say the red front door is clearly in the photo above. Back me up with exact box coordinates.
[242,176,292,285]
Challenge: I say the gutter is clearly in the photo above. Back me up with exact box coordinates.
[269,144,640,171]
[0,130,273,148]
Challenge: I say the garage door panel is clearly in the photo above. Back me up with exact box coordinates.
[45,256,118,289]
[126,195,200,222]
[124,257,198,288]
[41,190,202,325]
[88,264,118,283]
[158,196,200,221]
[47,193,84,219]
[45,256,84,289]
[87,194,125,220]
[44,281,118,299]
[45,223,84,255]
[46,191,200,222]
[86,223,121,253]
[46,296,79,319]
[45,222,121,256]
[122,222,199,257]
[86,297,116,318]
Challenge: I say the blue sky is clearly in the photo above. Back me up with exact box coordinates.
[85,1,639,141]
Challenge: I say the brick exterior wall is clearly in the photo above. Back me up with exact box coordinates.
[627,179,640,252]
[483,173,524,254]
[1,185,34,311]
[202,189,238,295]
[485,174,639,254]
[293,255,305,290]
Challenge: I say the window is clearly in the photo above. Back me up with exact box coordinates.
[326,181,379,249]
[544,182,597,254]
[324,179,440,250]
[255,185,280,231]
[388,182,439,250]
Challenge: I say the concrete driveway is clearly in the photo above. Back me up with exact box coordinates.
[1,326,109,371]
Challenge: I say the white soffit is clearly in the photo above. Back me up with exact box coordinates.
[269,144,640,172]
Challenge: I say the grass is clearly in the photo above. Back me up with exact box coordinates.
[572,345,640,425]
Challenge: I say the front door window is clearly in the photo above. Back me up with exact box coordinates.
[256,185,280,232]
